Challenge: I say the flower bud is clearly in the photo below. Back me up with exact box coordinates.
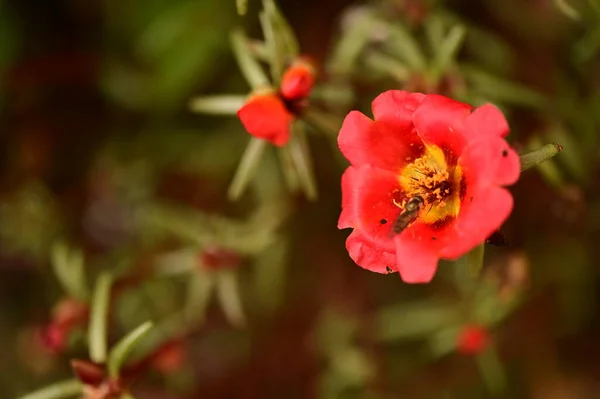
[280,58,316,101]
[200,246,242,271]
[457,324,490,355]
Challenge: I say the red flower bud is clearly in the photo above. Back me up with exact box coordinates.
[200,246,242,271]
[457,324,489,355]
[71,359,106,386]
[38,324,65,355]
[151,341,186,374]
[237,92,294,146]
[52,298,89,330]
[280,58,316,101]
[82,380,123,399]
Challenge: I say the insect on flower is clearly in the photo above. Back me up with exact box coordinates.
[392,196,425,234]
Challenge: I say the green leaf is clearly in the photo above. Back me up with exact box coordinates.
[519,142,563,171]
[228,138,268,200]
[429,24,466,84]
[327,11,374,75]
[461,64,546,108]
[424,14,446,53]
[278,145,301,193]
[375,301,461,342]
[51,241,88,300]
[184,269,215,323]
[287,124,318,201]
[383,22,427,71]
[17,379,83,399]
[364,51,412,82]
[189,95,246,115]
[108,321,154,378]
[231,29,270,90]
[259,0,300,85]
[453,244,484,297]
[554,0,581,20]
[252,237,288,313]
[236,0,248,15]
[476,347,506,396]
[216,269,246,327]
[89,273,113,363]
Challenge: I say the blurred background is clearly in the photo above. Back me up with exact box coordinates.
[2,0,600,398]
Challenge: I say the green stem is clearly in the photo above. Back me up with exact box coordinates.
[89,272,113,363]
[17,379,83,399]
[519,143,563,171]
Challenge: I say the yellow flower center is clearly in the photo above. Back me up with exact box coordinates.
[397,145,463,225]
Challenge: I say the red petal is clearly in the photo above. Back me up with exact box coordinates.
[412,94,472,163]
[440,186,513,259]
[338,111,424,171]
[459,136,521,189]
[338,167,358,229]
[346,230,397,274]
[338,165,403,250]
[465,104,510,140]
[281,64,315,100]
[394,233,439,283]
[237,94,293,147]
[371,90,425,126]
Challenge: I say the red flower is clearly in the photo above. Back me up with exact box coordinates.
[338,91,520,283]
[237,92,294,147]
[281,58,316,100]
[457,324,490,355]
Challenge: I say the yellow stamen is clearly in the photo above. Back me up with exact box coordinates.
[397,145,462,224]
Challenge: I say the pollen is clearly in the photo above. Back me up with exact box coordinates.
[398,145,462,223]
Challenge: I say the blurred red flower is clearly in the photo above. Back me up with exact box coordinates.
[237,56,317,147]
[237,92,294,147]
[457,324,490,355]
[280,58,316,100]
[337,90,520,283]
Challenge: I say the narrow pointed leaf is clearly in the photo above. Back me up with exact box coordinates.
[384,23,427,70]
[184,269,215,323]
[216,269,246,328]
[554,0,581,20]
[17,380,83,399]
[519,143,563,171]
[476,347,506,396]
[430,25,466,83]
[108,321,154,378]
[375,301,461,341]
[462,65,546,108]
[425,15,446,53]
[365,51,411,82]
[189,95,246,115]
[278,145,301,193]
[236,0,248,15]
[89,273,113,363]
[231,30,270,89]
[287,124,318,201]
[51,242,88,300]
[263,0,299,58]
[228,138,268,200]
[453,244,485,298]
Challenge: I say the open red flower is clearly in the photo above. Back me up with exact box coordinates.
[338,90,520,283]
[237,91,294,147]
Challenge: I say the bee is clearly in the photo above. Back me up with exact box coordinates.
[392,196,424,234]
